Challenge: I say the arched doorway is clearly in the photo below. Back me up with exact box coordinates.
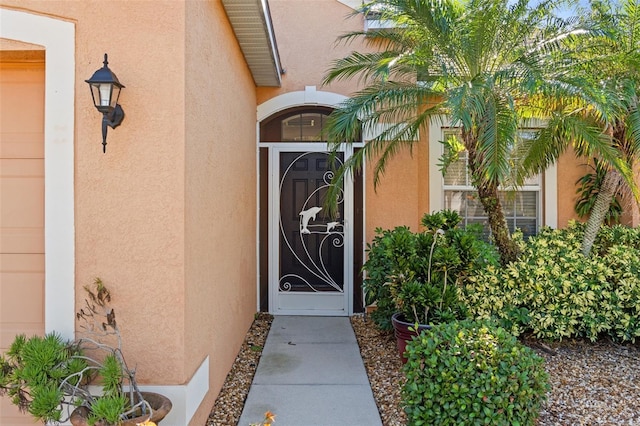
[258,106,364,315]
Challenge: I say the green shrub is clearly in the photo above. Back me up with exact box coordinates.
[462,223,640,341]
[0,333,87,422]
[363,225,418,330]
[363,211,498,329]
[574,158,622,225]
[402,320,549,426]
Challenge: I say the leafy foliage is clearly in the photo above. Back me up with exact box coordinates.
[0,333,86,422]
[574,158,622,225]
[323,0,614,264]
[568,0,640,255]
[88,394,128,426]
[462,223,640,341]
[0,279,162,425]
[402,320,549,425]
[363,211,498,329]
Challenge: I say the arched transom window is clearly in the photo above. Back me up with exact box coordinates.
[260,106,334,142]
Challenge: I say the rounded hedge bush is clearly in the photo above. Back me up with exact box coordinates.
[462,223,640,341]
[403,320,549,426]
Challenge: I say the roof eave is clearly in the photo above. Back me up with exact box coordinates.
[222,0,283,87]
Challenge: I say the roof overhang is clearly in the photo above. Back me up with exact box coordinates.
[222,0,282,87]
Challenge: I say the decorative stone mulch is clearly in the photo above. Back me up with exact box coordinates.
[206,313,273,426]
[208,313,640,426]
[352,314,640,426]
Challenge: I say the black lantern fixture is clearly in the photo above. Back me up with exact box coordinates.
[85,53,125,153]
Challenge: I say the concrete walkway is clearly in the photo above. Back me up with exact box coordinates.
[238,316,382,426]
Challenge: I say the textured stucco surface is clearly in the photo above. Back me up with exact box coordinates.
[184,1,258,423]
[556,148,590,227]
[258,0,429,240]
[1,1,259,424]
[1,0,187,383]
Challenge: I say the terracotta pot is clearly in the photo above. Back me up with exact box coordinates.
[391,312,431,364]
[70,392,172,426]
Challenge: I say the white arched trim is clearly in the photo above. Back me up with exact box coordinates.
[257,86,385,140]
[257,86,348,122]
[0,8,76,339]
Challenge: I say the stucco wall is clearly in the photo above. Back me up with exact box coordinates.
[1,0,188,383]
[1,1,261,423]
[259,0,429,240]
[184,1,258,423]
[556,148,590,227]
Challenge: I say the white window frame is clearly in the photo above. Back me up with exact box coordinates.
[428,117,558,230]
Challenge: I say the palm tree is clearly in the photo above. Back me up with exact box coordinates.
[574,0,640,256]
[323,0,615,264]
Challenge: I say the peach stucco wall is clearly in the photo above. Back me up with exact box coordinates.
[259,0,430,239]
[184,1,258,423]
[556,150,640,228]
[1,1,259,424]
[1,0,187,380]
[556,148,590,227]
[259,0,622,237]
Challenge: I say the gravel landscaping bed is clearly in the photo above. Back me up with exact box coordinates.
[208,313,640,425]
[351,314,640,426]
[207,313,273,426]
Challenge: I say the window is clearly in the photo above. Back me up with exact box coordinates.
[260,106,334,142]
[260,106,361,143]
[441,130,542,237]
[281,113,327,142]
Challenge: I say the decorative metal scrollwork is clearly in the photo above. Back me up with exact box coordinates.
[279,153,344,293]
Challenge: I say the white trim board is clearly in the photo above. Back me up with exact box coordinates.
[257,86,386,142]
[0,8,76,339]
[257,86,348,121]
[140,356,209,425]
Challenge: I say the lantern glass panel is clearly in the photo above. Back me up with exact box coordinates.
[99,84,112,107]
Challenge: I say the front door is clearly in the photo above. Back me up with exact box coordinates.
[269,144,353,315]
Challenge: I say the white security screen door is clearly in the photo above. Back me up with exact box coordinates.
[269,144,353,315]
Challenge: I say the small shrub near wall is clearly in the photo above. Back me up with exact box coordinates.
[363,211,499,330]
[462,223,640,342]
[402,320,549,426]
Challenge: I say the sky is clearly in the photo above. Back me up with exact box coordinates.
[555,0,592,18]
[506,0,599,19]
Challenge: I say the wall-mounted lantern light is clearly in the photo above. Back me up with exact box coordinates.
[85,54,125,153]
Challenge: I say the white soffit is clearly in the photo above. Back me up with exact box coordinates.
[222,0,282,87]
[337,0,365,9]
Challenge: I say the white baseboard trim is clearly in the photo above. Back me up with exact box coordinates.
[139,356,210,426]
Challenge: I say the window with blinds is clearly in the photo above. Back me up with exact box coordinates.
[442,131,541,237]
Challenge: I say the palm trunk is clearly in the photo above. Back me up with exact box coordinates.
[581,169,622,257]
[465,135,520,265]
[476,180,520,265]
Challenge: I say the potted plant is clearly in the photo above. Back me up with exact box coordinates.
[363,211,498,362]
[0,278,172,425]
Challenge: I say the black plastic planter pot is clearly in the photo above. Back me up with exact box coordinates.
[391,312,431,364]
